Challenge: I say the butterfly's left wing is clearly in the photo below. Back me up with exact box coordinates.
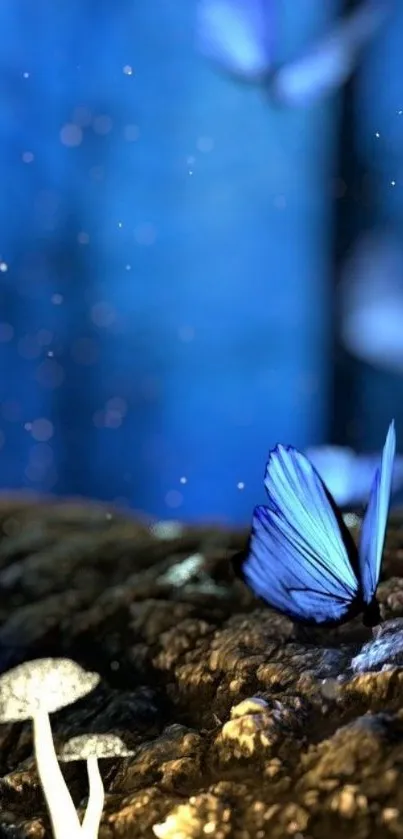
[238,445,360,625]
[358,420,396,604]
[196,0,273,81]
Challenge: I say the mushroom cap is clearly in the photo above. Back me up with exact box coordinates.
[59,733,135,761]
[0,658,100,722]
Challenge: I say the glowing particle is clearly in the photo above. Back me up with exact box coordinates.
[375,132,380,138]
[0,262,8,272]
[123,64,133,75]
[22,71,30,79]
[118,221,123,229]
[22,152,34,163]
[391,180,396,187]
[51,293,63,305]
[125,264,132,271]
[179,476,187,484]
[237,482,245,490]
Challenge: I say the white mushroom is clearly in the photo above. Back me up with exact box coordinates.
[59,733,135,839]
[0,657,100,839]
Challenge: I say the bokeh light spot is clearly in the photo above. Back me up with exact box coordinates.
[90,301,116,328]
[60,123,83,147]
[92,114,113,135]
[165,490,183,509]
[31,418,54,442]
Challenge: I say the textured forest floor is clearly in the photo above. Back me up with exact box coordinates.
[0,498,403,838]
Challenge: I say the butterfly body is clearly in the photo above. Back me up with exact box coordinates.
[234,422,396,628]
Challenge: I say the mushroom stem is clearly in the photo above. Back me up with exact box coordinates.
[32,710,82,839]
[81,755,105,839]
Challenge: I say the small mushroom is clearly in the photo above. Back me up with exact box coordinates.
[59,733,135,839]
[0,657,100,839]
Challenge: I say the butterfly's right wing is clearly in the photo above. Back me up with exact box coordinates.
[358,420,396,604]
[238,445,360,624]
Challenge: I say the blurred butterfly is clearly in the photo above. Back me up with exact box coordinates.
[234,421,396,627]
[305,440,403,509]
[196,0,390,107]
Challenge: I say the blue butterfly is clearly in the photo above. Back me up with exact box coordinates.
[234,421,396,627]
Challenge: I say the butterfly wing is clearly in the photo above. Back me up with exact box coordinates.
[271,0,389,107]
[196,0,273,81]
[358,420,396,604]
[238,445,360,624]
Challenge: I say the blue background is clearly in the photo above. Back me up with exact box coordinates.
[0,0,402,524]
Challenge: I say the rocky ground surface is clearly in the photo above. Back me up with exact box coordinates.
[0,499,403,837]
